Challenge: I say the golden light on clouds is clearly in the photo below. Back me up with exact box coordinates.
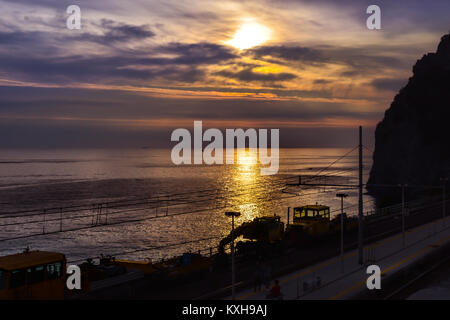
[226,21,271,50]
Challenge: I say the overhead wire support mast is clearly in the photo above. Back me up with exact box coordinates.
[358,126,364,265]
[282,128,365,265]
[400,184,407,248]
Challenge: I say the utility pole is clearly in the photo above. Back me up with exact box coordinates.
[337,193,348,273]
[287,207,290,227]
[400,184,407,248]
[225,211,240,300]
[358,126,364,265]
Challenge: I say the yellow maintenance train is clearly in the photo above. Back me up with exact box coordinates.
[0,250,66,300]
[0,203,357,299]
[218,204,358,255]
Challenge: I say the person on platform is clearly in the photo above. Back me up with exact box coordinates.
[253,261,263,292]
[266,279,282,299]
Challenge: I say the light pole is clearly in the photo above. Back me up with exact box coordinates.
[287,207,290,227]
[336,193,348,273]
[358,126,364,265]
[402,184,408,248]
[225,211,240,300]
[441,178,448,228]
[399,184,407,247]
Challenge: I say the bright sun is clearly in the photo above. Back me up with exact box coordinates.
[227,21,271,50]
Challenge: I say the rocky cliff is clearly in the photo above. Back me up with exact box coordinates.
[367,32,450,203]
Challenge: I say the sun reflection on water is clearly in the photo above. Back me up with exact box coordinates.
[229,149,264,221]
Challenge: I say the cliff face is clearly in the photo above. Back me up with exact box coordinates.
[367,32,450,201]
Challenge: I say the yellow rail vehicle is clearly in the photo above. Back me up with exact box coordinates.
[0,250,66,300]
[291,205,332,236]
[288,204,358,240]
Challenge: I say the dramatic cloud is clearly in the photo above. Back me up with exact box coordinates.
[370,78,407,91]
[0,0,448,148]
[248,45,324,63]
[0,39,237,84]
[155,43,238,65]
[81,19,155,44]
[247,44,410,77]
[216,67,297,82]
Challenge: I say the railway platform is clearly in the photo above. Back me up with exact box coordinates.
[232,215,450,300]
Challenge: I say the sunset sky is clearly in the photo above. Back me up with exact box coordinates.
[0,0,449,148]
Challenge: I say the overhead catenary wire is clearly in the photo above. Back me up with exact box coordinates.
[3,137,447,272]
[0,190,302,242]
[4,142,444,265]
[0,174,299,219]
[4,181,379,245]
[65,196,432,265]
[303,147,358,183]
[0,177,294,228]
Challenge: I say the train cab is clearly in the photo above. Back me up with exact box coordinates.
[0,250,66,300]
[290,205,331,237]
[293,205,330,222]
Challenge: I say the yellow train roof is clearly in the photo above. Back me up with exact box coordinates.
[0,251,65,271]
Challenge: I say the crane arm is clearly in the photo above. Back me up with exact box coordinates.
[218,223,251,254]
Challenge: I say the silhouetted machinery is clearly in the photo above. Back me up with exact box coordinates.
[216,204,359,259]
[218,215,285,257]
[286,204,358,243]
[290,205,333,235]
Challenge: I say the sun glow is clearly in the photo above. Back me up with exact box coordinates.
[233,149,260,220]
[227,21,271,50]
